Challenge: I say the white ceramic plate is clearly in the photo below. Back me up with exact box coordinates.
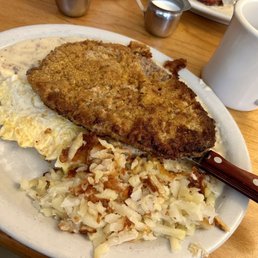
[189,0,234,24]
[0,24,250,258]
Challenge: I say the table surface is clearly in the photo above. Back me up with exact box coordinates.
[0,0,257,257]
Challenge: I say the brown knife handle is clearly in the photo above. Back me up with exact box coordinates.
[199,150,258,203]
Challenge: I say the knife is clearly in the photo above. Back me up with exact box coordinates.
[189,150,258,203]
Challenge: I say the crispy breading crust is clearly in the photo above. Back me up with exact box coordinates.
[27,40,215,159]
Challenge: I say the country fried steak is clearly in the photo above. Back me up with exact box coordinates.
[27,40,216,159]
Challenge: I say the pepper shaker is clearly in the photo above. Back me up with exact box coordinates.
[55,0,91,17]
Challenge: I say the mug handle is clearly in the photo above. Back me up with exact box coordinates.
[135,0,146,12]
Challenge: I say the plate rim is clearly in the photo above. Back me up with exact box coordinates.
[0,24,250,258]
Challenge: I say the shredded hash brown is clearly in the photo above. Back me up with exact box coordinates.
[21,132,225,258]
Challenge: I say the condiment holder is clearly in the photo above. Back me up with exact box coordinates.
[55,0,91,17]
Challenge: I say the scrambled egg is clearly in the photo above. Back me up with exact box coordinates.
[0,75,83,160]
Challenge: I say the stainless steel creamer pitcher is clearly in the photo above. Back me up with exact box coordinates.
[136,0,191,37]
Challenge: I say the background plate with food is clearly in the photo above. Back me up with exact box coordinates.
[189,0,235,24]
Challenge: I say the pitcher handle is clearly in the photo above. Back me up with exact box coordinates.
[182,0,191,11]
[135,0,146,12]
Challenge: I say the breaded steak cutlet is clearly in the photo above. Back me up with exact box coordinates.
[27,40,215,159]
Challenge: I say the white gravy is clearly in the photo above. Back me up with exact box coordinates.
[0,37,85,82]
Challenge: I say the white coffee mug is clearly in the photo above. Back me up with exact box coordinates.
[202,0,258,111]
